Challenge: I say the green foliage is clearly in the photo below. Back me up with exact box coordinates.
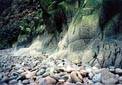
[19,18,31,34]
[71,0,102,26]
[41,0,52,6]
[19,9,43,34]
[86,0,102,8]
[18,0,102,35]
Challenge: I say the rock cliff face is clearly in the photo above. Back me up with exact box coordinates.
[0,0,122,68]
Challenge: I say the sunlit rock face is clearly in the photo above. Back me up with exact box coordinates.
[56,11,99,64]
[59,11,99,51]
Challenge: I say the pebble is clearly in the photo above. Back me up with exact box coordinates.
[119,77,122,84]
[58,78,65,82]
[101,69,119,84]
[85,66,92,73]
[22,79,30,84]
[62,75,69,81]
[38,78,47,85]
[80,70,88,77]
[92,73,101,83]
[17,80,23,85]
[33,61,39,67]
[115,68,122,74]
[109,66,115,73]
[45,76,57,84]
[88,72,94,79]
[92,66,100,73]
[0,73,3,79]
[83,78,93,85]
[15,64,22,69]
[9,79,17,84]
[70,71,83,82]
[23,70,36,79]
[17,68,24,73]
[36,76,42,80]
[2,76,9,82]
[36,69,45,76]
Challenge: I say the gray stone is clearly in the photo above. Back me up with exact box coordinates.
[0,73,3,79]
[29,79,35,84]
[88,72,94,79]
[2,76,9,82]
[38,78,47,85]
[101,69,119,84]
[83,78,93,85]
[109,66,115,73]
[22,79,30,84]
[36,69,45,76]
[9,79,17,84]
[119,77,122,84]
[92,73,101,83]
[115,68,122,74]
[17,80,23,85]
[17,68,24,73]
